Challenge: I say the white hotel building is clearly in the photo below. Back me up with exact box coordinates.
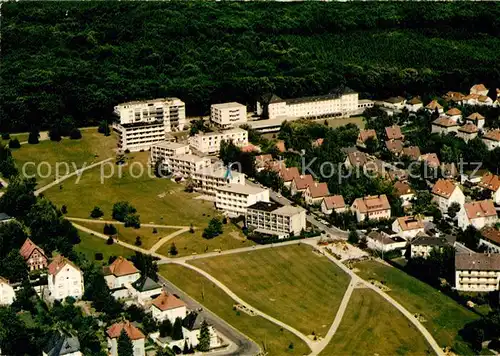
[210,102,247,129]
[189,128,248,155]
[245,201,306,238]
[257,89,360,120]
[192,164,245,196]
[216,184,269,217]
[150,141,191,164]
[113,98,186,152]
[166,154,211,178]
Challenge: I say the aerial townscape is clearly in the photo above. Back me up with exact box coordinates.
[0,2,500,356]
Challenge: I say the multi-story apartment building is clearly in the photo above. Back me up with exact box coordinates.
[166,154,211,177]
[150,141,191,165]
[455,253,500,292]
[210,102,247,129]
[257,89,359,120]
[351,195,391,222]
[189,128,248,155]
[113,98,186,152]
[215,184,269,217]
[48,255,84,301]
[0,276,15,306]
[245,201,306,238]
[431,179,465,214]
[19,238,48,271]
[192,164,245,196]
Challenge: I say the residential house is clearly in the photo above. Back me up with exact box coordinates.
[443,92,465,105]
[344,150,369,169]
[457,123,478,142]
[385,125,404,141]
[275,140,286,153]
[402,146,421,161]
[304,182,330,205]
[321,195,347,215]
[445,108,462,122]
[20,238,48,271]
[394,181,415,210]
[290,175,314,196]
[459,200,497,230]
[385,140,404,155]
[388,169,408,182]
[419,153,440,169]
[465,112,485,130]
[441,163,459,180]
[42,331,82,356]
[182,314,222,351]
[279,166,300,188]
[131,277,163,304]
[103,256,141,290]
[48,255,84,301]
[425,100,444,114]
[478,95,494,106]
[151,291,188,323]
[455,252,500,292]
[463,94,481,106]
[392,216,425,240]
[255,154,273,172]
[480,227,500,253]
[351,195,391,222]
[478,172,500,204]
[246,201,306,238]
[431,117,459,135]
[431,179,465,214]
[405,97,423,112]
[107,321,145,356]
[0,276,15,306]
[382,96,406,110]
[215,184,269,217]
[482,130,500,151]
[411,234,450,259]
[366,231,406,253]
[470,84,489,96]
[356,129,377,148]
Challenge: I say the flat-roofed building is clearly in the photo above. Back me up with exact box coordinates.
[167,154,211,178]
[215,184,269,217]
[192,164,245,196]
[210,102,247,129]
[113,98,186,152]
[455,252,500,292]
[351,195,391,222]
[188,128,248,155]
[150,141,191,165]
[246,201,306,238]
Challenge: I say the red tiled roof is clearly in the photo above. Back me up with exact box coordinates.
[394,181,414,196]
[292,175,314,190]
[397,216,424,231]
[483,130,500,142]
[402,146,421,160]
[108,256,139,277]
[280,167,300,182]
[426,100,443,110]
[471,84,488,92]
[479,172,500,192]
[481,227,500,245]
[346,151,369,167]
[446,108,461,116]
[467,112,485,121]
[385,140,403,153]
[419,153,440,168]
[19,238,46,261]
[385,125,403,140]
[407,97,422,105]
[107,321,145,340]
[322,195,345,210]
[306,182,330,199]
[432,117,458,128]
[152,291,187,311]
[48,255,80,276]
[357,129,377,143]
[478,95,491,103]
[465,200,496,220]
[431,179,457,199]
[275,140,286,153]
[458,123,478,134]
[352,195,390,213]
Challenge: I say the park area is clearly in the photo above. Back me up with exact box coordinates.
[159,264,311,356]
[354,260,480,354]
[190,244,350,337]
[319,288,432,355]
[73,230,134,264]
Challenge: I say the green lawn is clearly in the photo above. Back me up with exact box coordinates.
[159,264,311,356]
[190,244,350,337]
[44,152,224,227]
[74,230,134,264]
[314,116,365,129]
[12,128,117,187]
[319,288,432,356]
[75,220,177,250]
[355,260,479,354]
[1,132,30,145]
[158,223,255,257]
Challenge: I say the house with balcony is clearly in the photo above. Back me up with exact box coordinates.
[351,195,391,222]
[455,252,500,292]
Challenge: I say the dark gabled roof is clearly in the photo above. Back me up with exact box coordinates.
[412,235,448,247]
[0,213,12,221]
[183,312,209,331]
[132,277,162,292]
[43,331,81,356]
[259,93,283,104]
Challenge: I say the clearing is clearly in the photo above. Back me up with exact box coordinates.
[319,288,433,355]
[159,264,311,356]
[355,260,479,354]
[74,230,134,264]
[190,244,350,337]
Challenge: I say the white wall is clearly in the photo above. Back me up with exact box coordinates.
[0,282,15,306]
[48,265,84,301]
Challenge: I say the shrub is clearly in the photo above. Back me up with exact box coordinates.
[124,214,141,228]
[106,236,114,245]
[8,138,20,149]
[135,236,142,246]
[90,206,104,218]
[69,128,82,140]
[28,130,39,144]
[169,243,178,256]
[49,128,62,141]
[1,133,10,140]
[112,201,137,221]
[95,253,103,261]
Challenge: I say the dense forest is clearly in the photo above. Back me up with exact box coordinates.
[1,2,500,132]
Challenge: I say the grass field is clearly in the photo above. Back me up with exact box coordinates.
[1,132,29,145]
[12,128,117,187]
[190,244,350,337]
[319,288,432,356]
[354,260,479,354]
[313,116,365,129]
[159,264,311,356]
[158,223,255,257]
[44,152,224,227]
[74,230,134,264]
[75,221,177,250]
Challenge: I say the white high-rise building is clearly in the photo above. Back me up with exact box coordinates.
[216,184,269,217]
[192,163,246,196]
[210,102,247,129]
[245,201,306,238]
[189,128,248,155]
[150,141,191,165]
[167,154,211,178]
[113,98,186,152]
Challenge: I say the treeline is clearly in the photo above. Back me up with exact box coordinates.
[2,2,500,132]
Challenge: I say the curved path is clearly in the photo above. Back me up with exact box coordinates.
[67,217,191,230]
[149,227,190,253]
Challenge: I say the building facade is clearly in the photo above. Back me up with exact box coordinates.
[166,154,211,177]
[455,253,500,292]
[215,184,269,217]
[107,321,145,356]
[103,256,141,290]
[150,142,191,165]
[246,201,306,238]
[210,102,247,129]
[459,200,498,230]
[431,179,465,214]
[392,216,425,240]
[351,195,391,222]
[192,164,245,196]
[151,291,188,323]
[48,256,84,301]
[113,98,186,152]
[19,238,48,271]
[188,128,248,155]
[0,277,15,306]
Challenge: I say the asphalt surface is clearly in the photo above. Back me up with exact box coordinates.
[157,275,260,356]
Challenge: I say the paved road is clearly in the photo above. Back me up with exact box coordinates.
[157,275,260,356]
[149,227,189,253]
